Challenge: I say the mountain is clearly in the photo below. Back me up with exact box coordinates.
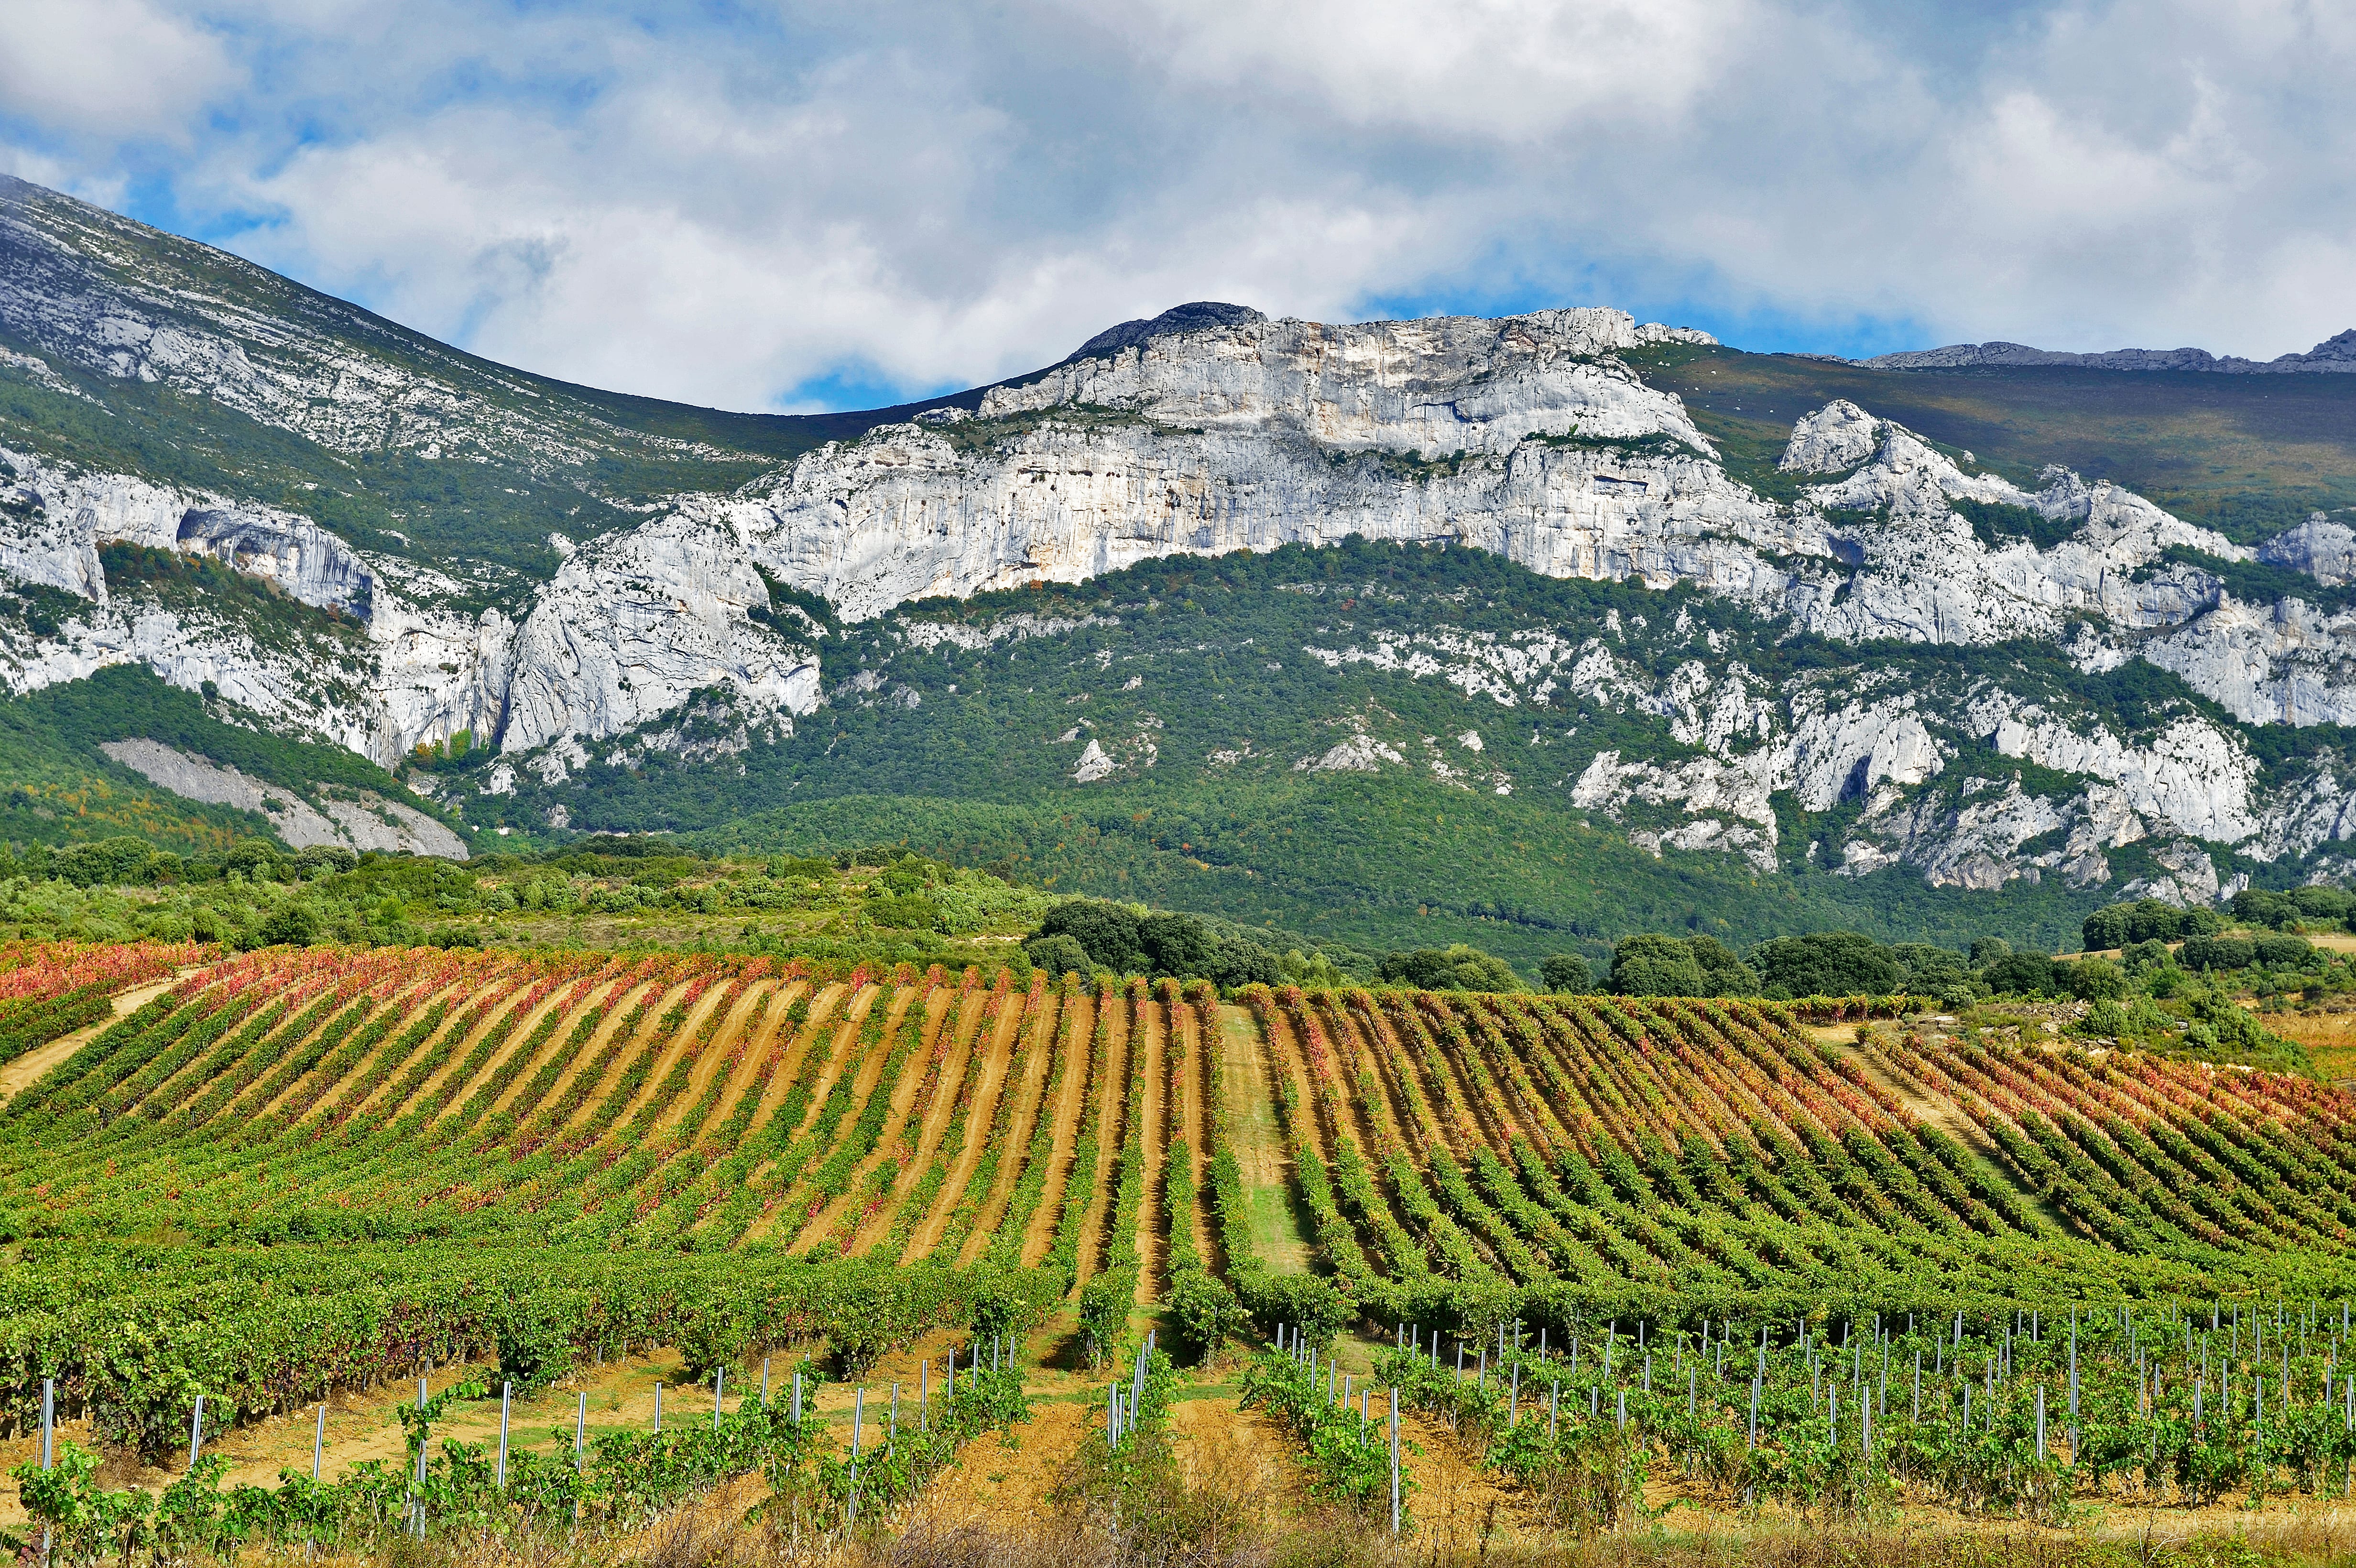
[1861,330,2356,375]
[9,174,2356,962]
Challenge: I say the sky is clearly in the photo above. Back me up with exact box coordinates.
[2,0,2351,415]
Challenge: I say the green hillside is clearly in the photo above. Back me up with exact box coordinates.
[1627,342,2356,540]
[464,538,2161,963]
[0,664,453,853]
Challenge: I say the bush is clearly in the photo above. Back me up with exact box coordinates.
[1077,1275,1129,1369]
[1207,939,1283,990]
[52,836,163,888]
[2293,885,2354,921]
[1167,1267,1247,1365]
[2080,905,2132,951]
[2232,888,2301,930]
[1608,934,1756,997]
[1022,933,1090,978]
[2180,934,2256,971]
[2120,939,2173,971]
[2064,956,2128,1001]
[1540,952,1594,992]
[1139,913,1216,978]
[2083,898,2216,950]
[677,1307,749,1384]
[1981,951,2061,997]
[1609,934,1705,996]
[867,892,945,930]
[2253,933,2316,969]
[1890,942,1974,996]
[1039,900,1145,971]
[1750,931,1900,998]
[255,903,320,947]
[494,1294,578,1392]
[1380,943,1524,992]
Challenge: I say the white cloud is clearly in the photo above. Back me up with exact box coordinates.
[6,0,2353,406]
[0,0,239,136]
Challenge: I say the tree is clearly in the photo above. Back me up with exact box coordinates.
[2254,933,2317,969]
[2064,957,2128,1001]
[1686,936,1761,996]
[257,903,319,948]
[1540,953,1594,993]
[2081,905,2133,951]
[1890,942,1974,996]
[2292,886,2353,922]
[1038,900,1145,971]
[1022,933,1091,978]
[1981,951,2061,996]
[2180,934,2255,971]
[1608,935,1707,997]
[1207,939,1282,990]
[1749,931,1899,998]
[1379,944,1524,992]
[2231,889,2299,930]
[1139,912,1216,978]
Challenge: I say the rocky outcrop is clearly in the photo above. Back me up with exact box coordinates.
[10,174,2356,896]
[1864,329,2356,374]
[99,738,466,857]
[2142,596,2356,728]
[2258,515,2356,585]
[501,511,820,754]
[1778,400,1879,473]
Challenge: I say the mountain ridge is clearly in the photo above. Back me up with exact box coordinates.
[1861,328,2356,375]
[8,174,2356,955]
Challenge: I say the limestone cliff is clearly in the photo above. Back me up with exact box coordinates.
[6,172,2356,902]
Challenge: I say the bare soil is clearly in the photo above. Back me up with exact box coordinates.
[1017,994,1097,1269]
[955,994,1059,1266]
[0,973,187,1105]
[907,992,1021,1260]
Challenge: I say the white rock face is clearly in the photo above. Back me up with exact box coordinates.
[99,738,465,857]
[1778,400,1879,473]
[14,240,2356,898]
[502,511,819,754]
[2259,515,2356,585]
[1299,734,1408,773]
[2142,595,2356,727]
[1987,708,2259,845]
[980,310,1716,456]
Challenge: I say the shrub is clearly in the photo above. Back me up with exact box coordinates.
[1022,933,1090,977]
[494,1294,578,1392]
[2064,957,2128,1001]
[1167,1267,1247,1365]
[1540,952,1594,992]
[1077,1275,1129,1369]
[1750,931,1898,998]
[2180,935,2255,971]
[256,903,320,947]
[677,1307,750,1383]
[1608,935,1705,996]
[2253,933,2316,969]
[1039,900,1145,971]
[2293,885,2354,921]
[1980,951,2061,997]
[1381,943,1524,993]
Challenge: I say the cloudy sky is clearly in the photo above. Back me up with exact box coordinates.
[3,0,2349,413]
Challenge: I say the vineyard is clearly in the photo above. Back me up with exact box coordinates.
[5,942,2356,1555]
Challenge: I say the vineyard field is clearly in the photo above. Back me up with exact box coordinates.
[3,946,2352,1304]
[7,942,2356,1555]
